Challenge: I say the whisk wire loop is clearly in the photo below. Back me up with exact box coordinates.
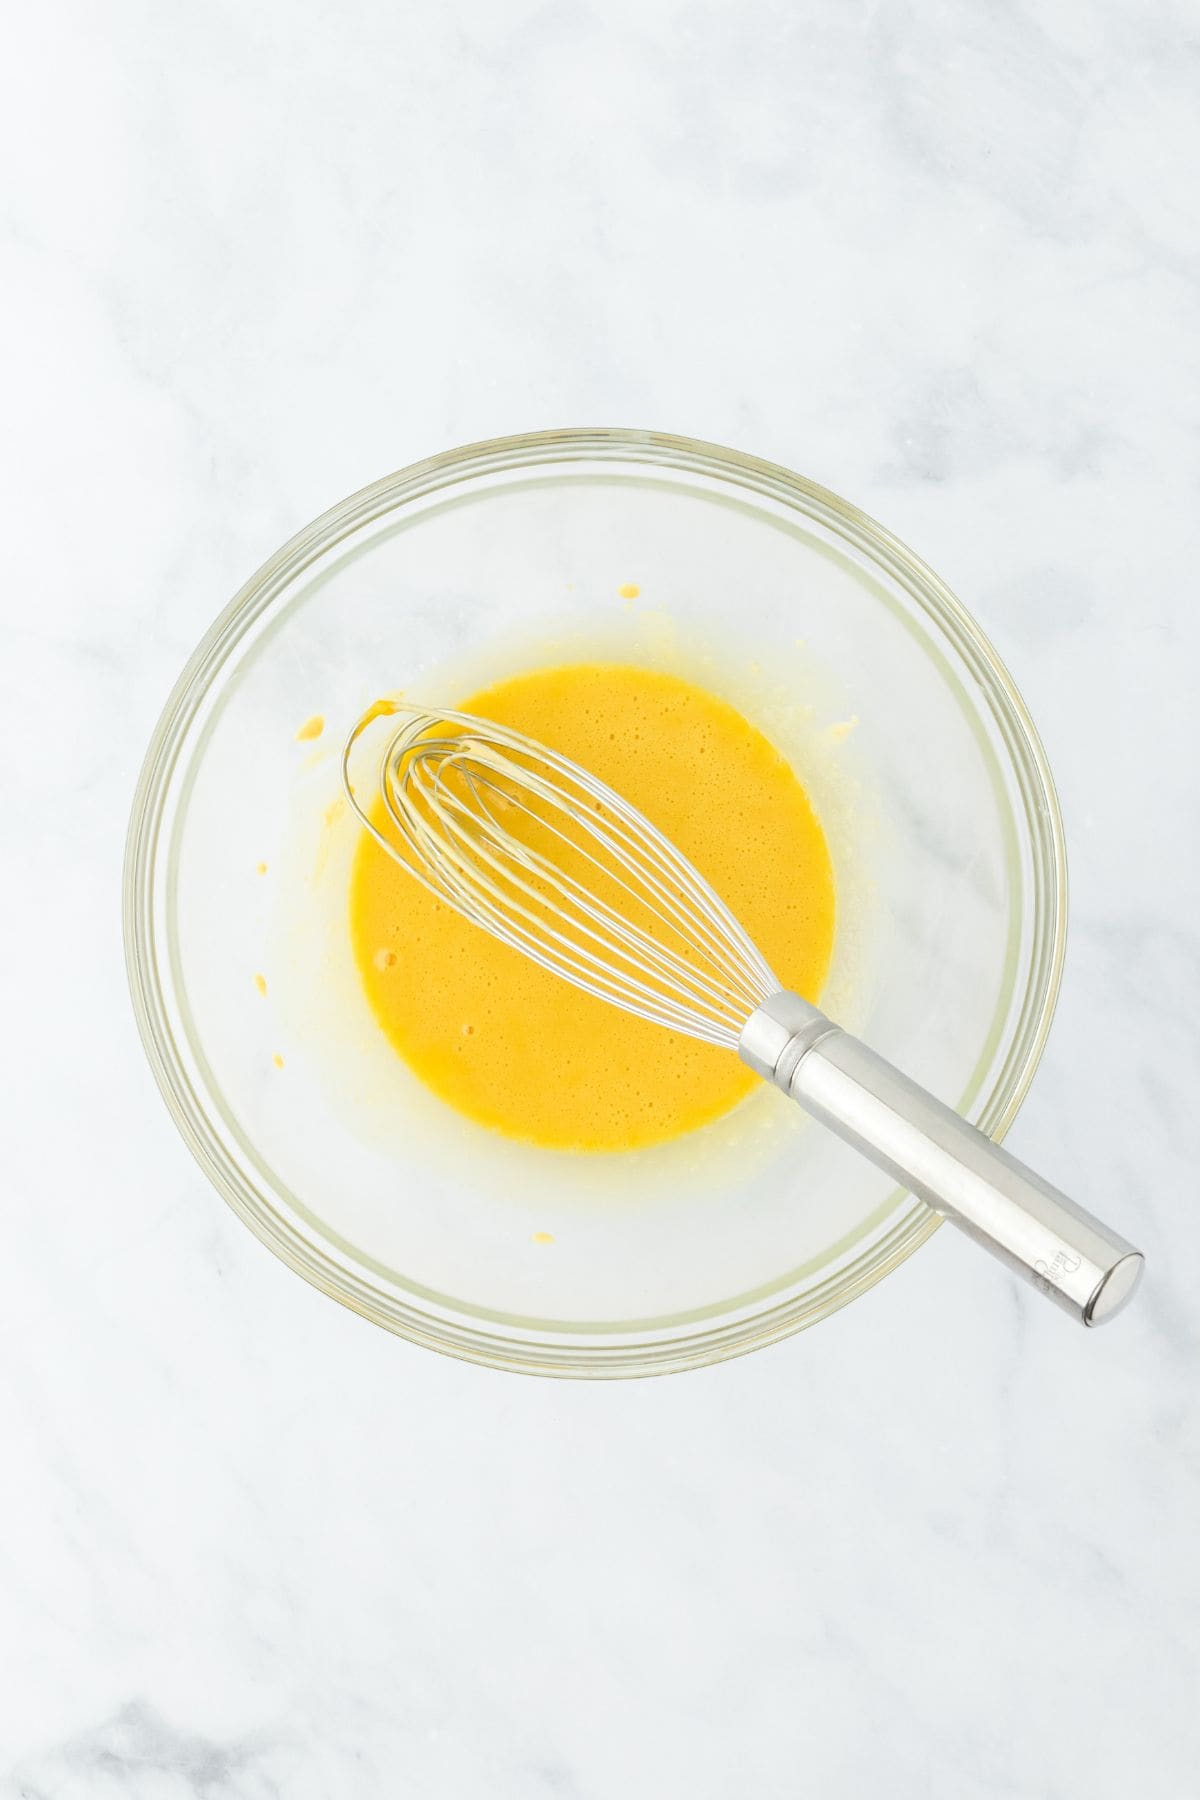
[342,702,778,1048]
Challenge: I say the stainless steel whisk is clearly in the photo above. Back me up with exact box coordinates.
[343,700,1144,1327]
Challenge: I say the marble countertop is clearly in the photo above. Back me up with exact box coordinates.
[3,2,1198,1794]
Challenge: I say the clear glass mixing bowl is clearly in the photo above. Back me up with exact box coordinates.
[124,430,1066,1375]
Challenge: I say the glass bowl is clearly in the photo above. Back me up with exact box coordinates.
[124,430,1066,1376]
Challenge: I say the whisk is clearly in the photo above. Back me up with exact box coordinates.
[343,699,1144,1326]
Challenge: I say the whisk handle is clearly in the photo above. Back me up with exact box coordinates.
[740,993,1144,1326]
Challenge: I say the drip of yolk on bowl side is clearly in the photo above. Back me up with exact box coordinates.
[349,664,835,1151]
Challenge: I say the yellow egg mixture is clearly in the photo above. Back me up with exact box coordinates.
[349,664,835,1150]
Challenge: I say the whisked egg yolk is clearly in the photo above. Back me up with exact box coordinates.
[349,663,835,1151]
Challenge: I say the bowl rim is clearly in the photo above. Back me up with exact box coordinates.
[124,427,1068,1376]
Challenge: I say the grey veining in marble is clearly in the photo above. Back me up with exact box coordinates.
[2,1,1198,1795]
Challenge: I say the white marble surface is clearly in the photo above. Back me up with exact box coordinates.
[3,1,1199,1793]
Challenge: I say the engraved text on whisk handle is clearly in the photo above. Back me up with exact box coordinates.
[739,993,1144,1327]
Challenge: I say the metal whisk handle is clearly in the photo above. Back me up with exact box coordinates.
[740,992,1144,1326]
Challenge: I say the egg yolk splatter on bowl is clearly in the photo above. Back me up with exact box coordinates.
[349,664,835,1150]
